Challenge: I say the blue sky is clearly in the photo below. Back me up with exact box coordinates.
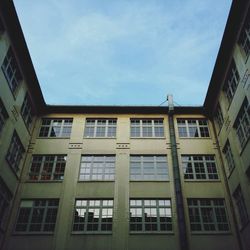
[13,0,232,106]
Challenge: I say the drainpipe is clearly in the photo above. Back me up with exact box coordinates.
[167,95,188,250]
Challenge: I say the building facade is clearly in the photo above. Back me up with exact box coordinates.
[0,1,249,250]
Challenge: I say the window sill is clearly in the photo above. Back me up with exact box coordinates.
[12,232,54,236]
[83,137,116,139]
[190,231,232,235]
[25,180,63,183]
[178,137,211,140]
[130,231,174,235]
[184,179,221,183]
[78,180,115,183]
[239,136,250,156]
[130,180,170,182]
[37,137,71,139]
[71,231,112,235]
[227,166,236,179]
[130,137,166,139]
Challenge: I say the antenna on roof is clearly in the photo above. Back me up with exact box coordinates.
[167,94,174,112]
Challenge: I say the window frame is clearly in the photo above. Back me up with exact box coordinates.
[6,131,25,172]
[79,155,115,181]
[130,155,169,181]
[1,47,23,96]
[38,118,73,138]
[177,119,210,138]
[215,104,224,131]
[129,199,173,233]
[187,198,230,233]
[130,119,165,138]
[0,98,8,136]
[84,119,117,138]
[21,93,34,130]
[223,59,240,105]
[15,199,59,234]
[28,155,67,181]
[181,155,219,180]
[72,199,113,233]
[233,98,250,149]
[223,141,235,174]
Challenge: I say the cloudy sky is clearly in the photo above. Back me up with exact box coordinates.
[13,0,232,106]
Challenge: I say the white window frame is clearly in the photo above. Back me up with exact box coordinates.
[79,155,115,181]
[223,141,235,173]
[177,119,210,138]
[130,155,168,181]
[84,119,117,138]
[73,199,113,233]
[234,98,250,149]
[130,199,172,232]
[223,60,240,104]
[15,199,59,233]
[130,119,164,138]
[215,104,224,131]
[6,131,25,172]
[1,47,22,94]
[21,93,33,129]
[182,155,219,180]
[187,198,230,232]
[29,155,67,181]
[39,118,73,138]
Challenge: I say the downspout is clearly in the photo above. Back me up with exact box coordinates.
[167,95,189,250]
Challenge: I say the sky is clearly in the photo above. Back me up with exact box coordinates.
[13,0,232,106]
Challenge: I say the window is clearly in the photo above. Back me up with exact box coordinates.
[79,155,115,181]
[15,199,59,233]
[223,60,240,104]
[130,119,164,137]
[223,141,235,173]
[239,12,250,58]
[0,178,12,228]
[73,199,113,232]
[1,47,23,94]
[29,155,67,181]
[177,119,210,138]
[130,155,168,180]
[233,186,249,228]
[130,199,172,232]
[234,98,250,148]
[84,119,116,138]
[187,199,229,232]
[39,118,73,138]
[182,155,218,180]
[0,99,8,135]
[215,104,224,131]
[6,131,25,172]
[21,93,33,129]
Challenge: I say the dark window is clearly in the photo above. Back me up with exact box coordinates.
[239,12,250,58]
[0,99,8,135]
[21,93,34,129]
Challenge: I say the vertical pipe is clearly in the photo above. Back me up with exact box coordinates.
[168,112,189,250]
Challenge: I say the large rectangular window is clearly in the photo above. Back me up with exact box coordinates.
[15,199,59,233]
[6,131,25,172]
[177,119,210,138]
[234,98,250,148]
[187,198,229,232]
[29,155,67,181]
[233,186,249,228]
[21,93,33,129]
[39,118,73,138]
[79,155,115,181]
[1,47,23,94]
[130,155,168,180]
[0,99,8,135]
[239,12,250,58]
[0,178,12,228]
[215,104,224,131]
[84,119,116,138]
[223,141,235,173]
[130,119,164,137]
[73,199,113,233]
[130,199,172,232]
[182,155,218,180]
[223,60,240,104]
